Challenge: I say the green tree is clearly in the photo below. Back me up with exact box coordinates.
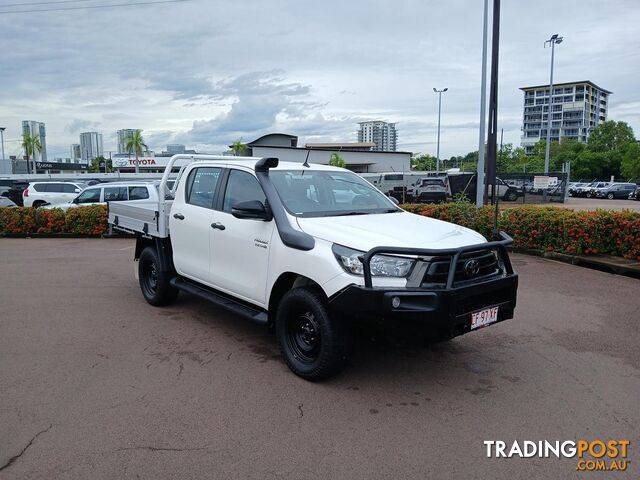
[124,129,148,174]
[230,139,247,156]
[411,154,437,171]
[22,133,42,174]
[620,142,640,181]
[88,156,112,173]
[587,121,636,153]
[328,152,346,168]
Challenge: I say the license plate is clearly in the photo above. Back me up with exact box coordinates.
[470,306,499,330]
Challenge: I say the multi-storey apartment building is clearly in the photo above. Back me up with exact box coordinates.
[520,80,611,154]
[79,131,104,162]
[357,121,398,152]
[117,128,138,154]
[22,120,47,162]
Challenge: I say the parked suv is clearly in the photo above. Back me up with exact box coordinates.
[412,177,448,203]
[48,182,157,211]
[595,183,637,200]
[23,181,86,207]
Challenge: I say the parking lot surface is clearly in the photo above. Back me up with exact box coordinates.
[1,238,638,479]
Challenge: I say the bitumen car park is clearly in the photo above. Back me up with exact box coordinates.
[1,238,638,479]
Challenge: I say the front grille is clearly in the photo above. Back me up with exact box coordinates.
[421,250,500,287]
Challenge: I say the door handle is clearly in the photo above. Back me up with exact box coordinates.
[173,213,185,220]
[211,222,226,230]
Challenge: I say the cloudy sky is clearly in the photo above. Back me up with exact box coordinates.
[1,0,639,159]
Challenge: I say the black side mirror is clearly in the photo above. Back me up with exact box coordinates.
[231,200,272,221]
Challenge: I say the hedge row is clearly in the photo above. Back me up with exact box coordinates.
[0,205,108,236]
[1,203,639,261]
[402,203,640,261]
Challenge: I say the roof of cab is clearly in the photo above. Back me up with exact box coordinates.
[199,157,344,172]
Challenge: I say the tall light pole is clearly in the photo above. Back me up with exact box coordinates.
[433,87,448,173]
[476,0,489,207]
[0,127,5,163]
[543,33,563,175]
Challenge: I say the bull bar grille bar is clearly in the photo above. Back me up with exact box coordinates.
[360,231,514,289]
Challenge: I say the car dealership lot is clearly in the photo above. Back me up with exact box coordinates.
[1,238,638,479]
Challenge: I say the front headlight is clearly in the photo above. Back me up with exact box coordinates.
[332,244,414,277]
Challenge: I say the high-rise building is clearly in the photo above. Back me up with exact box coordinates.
[79,132,104,162]
[520,80,611,154]
[117,128,138,154]
[22,120,47,162]
[166,144,186,154]
[357,121,397,152]
[70,144,81,162]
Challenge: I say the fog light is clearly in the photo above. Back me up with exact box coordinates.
[391,296,401,309]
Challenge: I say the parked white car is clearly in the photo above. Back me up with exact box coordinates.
[47,182,158,211]
[23,181,86,208]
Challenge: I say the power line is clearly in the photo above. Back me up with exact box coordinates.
[0,0,189,13]
[0,0,99,8]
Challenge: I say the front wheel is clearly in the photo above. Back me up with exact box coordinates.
[505,191,518,202]
[607,193,614,200]
[276,288,350,381]
[138,247,178,306]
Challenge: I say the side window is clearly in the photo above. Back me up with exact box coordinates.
[76,189,101,204]
[104,187,128,201]
[45,183,65,192]
[222,170,266,213]
[128,186,149,200]
[186,167,222,209]
[61,184,79,193]
[33,184,47,192]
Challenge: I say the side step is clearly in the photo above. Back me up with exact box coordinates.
[170,277,268,325]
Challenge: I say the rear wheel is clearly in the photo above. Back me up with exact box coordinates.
[32,200,46,208]
[138,247,178,306]
[505,190,518,202]
[276,288,350,381]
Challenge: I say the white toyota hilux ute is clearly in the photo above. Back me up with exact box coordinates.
[109,155,518,380]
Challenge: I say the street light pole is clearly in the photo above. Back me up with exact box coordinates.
[476,0,489,207]
[0,127,5,164]
[433,87,448,174]
[543,34,563,175]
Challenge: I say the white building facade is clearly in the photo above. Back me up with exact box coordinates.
[22,120,47,162]
[79,132,104,162]
[357,121,398,152]
[520,80,611,154]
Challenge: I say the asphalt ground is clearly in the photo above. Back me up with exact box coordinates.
[1,238,638,479]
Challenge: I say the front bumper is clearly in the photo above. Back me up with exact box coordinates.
[328,232,518,338]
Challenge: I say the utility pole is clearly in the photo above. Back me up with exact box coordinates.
[485,0,501,205]
[433,87,448,174]
[476,0,489,207]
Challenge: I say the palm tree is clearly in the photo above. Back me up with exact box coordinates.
[124,129,148,174]
[22,133,42,174]
[230,139,246,156]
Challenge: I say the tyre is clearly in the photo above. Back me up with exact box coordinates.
[32,200,46,208]
[138,246,178,306]
[607,193,614,200]
[505,191,518,202]
[586,192,592,198]
[276,287,351,380]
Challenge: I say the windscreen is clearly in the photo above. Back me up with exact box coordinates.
[270,170,398,217]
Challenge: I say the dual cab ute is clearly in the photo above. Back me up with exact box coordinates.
[109,155,518,380]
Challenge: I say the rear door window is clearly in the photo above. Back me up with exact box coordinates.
[44,183,66,192]
[104,187,128,201]
[186,167,223,209]
[61,184,79,193]
[128,186,149,200]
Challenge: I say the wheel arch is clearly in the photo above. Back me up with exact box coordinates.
[135,236,176,273]
[268,272,324,331]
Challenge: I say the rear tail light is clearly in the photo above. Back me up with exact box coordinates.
[23,188,29,197]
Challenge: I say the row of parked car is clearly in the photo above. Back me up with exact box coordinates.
[0,179,162,209]
[568,181,639,200]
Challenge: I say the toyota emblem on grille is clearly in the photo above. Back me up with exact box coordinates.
[464,259,480,277]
